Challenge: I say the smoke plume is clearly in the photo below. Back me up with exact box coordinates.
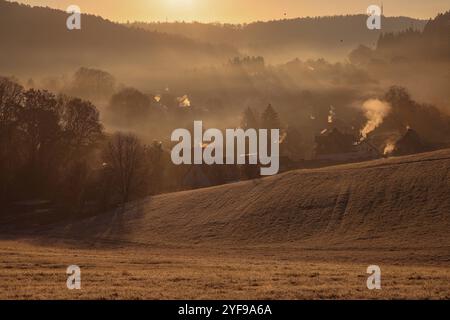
[360,99,391,139]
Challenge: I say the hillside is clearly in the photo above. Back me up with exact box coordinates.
[47,149,450,249]
[0,0,237,77]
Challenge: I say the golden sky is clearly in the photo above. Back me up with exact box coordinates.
[13,0,450,23]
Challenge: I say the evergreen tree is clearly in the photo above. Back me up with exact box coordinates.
[261,104,281,129]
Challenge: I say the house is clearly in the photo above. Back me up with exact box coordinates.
[392,128,425,156]
[314,128,381,162]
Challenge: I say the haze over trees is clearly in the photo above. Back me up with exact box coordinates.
[0,1,449,218]
[131,15,427,62]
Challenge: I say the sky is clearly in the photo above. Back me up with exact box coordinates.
[13,0,450,23]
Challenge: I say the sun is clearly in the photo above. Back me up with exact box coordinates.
[168,0,194,8]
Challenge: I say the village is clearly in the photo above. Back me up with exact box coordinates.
[179,122,425,190]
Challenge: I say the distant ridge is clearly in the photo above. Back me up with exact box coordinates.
[130,15,428,61]
[0,0,238,76]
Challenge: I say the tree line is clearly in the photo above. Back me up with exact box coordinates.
[0,77,164,217]
[0,76,286,219]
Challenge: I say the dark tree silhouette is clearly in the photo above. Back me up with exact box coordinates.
[261,104,281,129]
[61,97,103,153]
[0,77,24,203]
[107,88,153,127]
[69,67,116,101]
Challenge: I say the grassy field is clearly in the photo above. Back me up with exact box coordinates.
[0,240,448,299]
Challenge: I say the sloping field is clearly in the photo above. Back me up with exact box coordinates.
[1,149,449,299]
[50,149,450,249]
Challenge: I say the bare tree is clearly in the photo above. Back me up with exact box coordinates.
[104,132,146,205]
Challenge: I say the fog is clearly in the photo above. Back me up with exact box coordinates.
[1,1,449,209]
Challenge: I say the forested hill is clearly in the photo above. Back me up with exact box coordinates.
[0,0,238,76]
[131,15,427,61]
